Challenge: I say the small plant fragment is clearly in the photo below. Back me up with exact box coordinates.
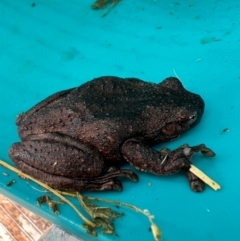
[83,196,162,240]
[6,179,16,187]
[37,195,64,215]
[92,0,121,17]
[221,128,230,134]
[77,192,123,235]
[151,222,162,241]
[92,0,109,9]
[190,165,221,190]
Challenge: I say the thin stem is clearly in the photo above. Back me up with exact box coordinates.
[102,0,120,17]
[87,196,144,213]
[85,196,162,240]
[58,191,154,218]
[0,160,95,227]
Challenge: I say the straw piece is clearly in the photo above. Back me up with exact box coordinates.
[190,164,221,191]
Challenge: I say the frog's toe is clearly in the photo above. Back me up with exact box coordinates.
[105,167,138,182]
[99,179,123,191]
[185,170,205,192]
[122,169,139,181]
[190,180,205,192]
[112,179,123,191]
[107,166,120,172]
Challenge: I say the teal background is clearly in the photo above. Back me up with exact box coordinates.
[0,1,239,240]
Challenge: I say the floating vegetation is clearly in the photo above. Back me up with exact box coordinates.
[92,0,121,17]
[0,159,162,240]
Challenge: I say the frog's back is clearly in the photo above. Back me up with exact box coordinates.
[65,76,163,162]
[73,76,161,119]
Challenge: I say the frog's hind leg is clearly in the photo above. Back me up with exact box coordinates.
[9,136,138,192]
[11,161,138,191]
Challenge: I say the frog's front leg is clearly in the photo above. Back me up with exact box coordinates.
[122,139,215,192]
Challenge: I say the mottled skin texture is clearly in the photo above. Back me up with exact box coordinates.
[9,76,212,192]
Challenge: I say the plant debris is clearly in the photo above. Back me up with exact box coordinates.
[221,128,230,134]
[0,159,161,240]
[92,0,121,17]
[77,193,123,235]
[189,165,221,191]
[6,179,16,187]
[82,195,162,240]
[92,0,109,9]
[37,195,64,215]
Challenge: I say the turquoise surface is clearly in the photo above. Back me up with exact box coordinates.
[0,1,239,240]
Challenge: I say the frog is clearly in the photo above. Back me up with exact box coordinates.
[9,76,215,192]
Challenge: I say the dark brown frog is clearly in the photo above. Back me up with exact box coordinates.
[9,76,215,192]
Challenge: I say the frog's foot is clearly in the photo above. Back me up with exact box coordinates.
[122,139,215,192]
[167,144,216,192]
[79,167,138,191]
[177,143,216,159]
[12,160,138,192]
[185,170,205,192]
[106,166,139,182]
[91,167,139,191]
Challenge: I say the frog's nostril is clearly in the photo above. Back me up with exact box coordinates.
[190,114,197,121]
[190,113,196,119]
[187,111,198,125]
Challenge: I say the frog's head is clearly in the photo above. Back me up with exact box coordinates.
[157,77,204,141]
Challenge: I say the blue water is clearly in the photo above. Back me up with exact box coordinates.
[0,1,239,240]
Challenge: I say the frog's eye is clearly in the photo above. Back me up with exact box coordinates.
[162,123,176,135]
